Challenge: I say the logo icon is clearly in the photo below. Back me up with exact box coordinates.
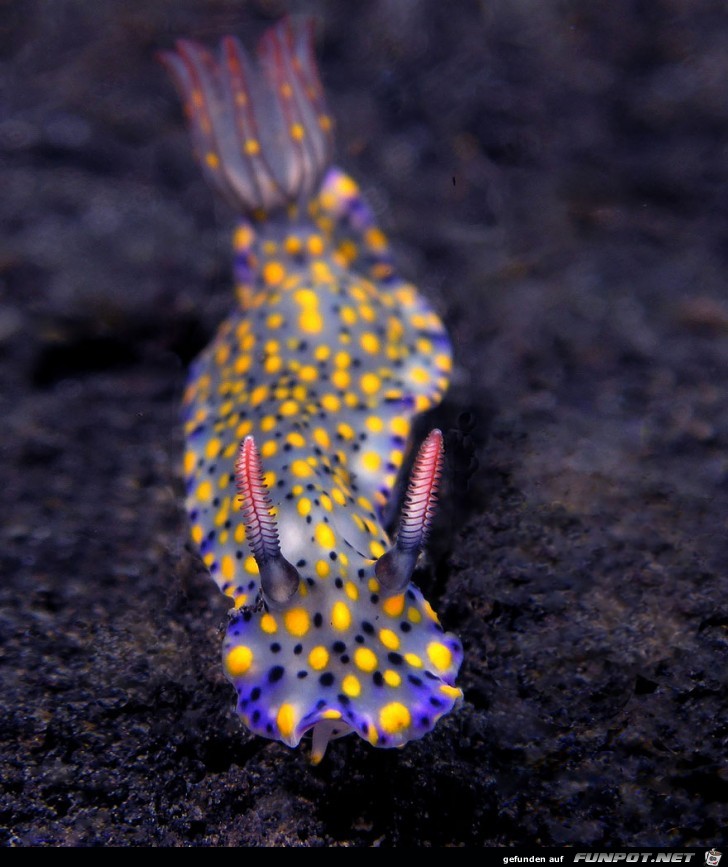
[705,850,722,867]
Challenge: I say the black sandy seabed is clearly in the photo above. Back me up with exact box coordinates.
[1,0,727,848]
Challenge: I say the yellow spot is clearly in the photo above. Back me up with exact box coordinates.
[440,684,463,700]
[277,703,296,740]
[307,235,324,256]
[410,365,431,385]
[321,393,340,412]
[337,422,355,440]
[423,599,440,623]
[313,428,330,449]
[234,224,255,250]
[244,138,260,155]
[361,451,381,473]
[285,431,305,448]
[354,647,377,672]
[260,415,276,432]
[266,312,284,330]
[315,559,330,578]
[369,540,386,559]
[263,261,285,285]
[365,415,384,433]
[279,399,299,416]
[332,370,350,389]
[203,552,215,568]
[191,524,203,545]
[250,384,268,406]
[262,469,276,488]
[331,600,351,631]
[225,645,253,677]
[342,674,361,697]
[260,613,277,634]
[367,723,379,746]
[261,440,277,458]
[299,308,323,334]
[308,645,329,670]
[299,364,317,381]
[184,450,196,475]
[404,652,423,668]
[341,306,357,326]
[290,122,305,140]
[264,355,282,375]
[205,151,220,169]
[383,669,401,688]
[221,555,235,581]
[379,629,400,651]
[244,555,259,575]
[332,488,347,507]
[284,607,310,637]
[427,641,453,671]
[344,581,359,601]
[383,594,405,617]
[407,606,422,623]
[214,343,230,365]
[291,459,312,478]
[196,480,212,502]
[379,702,411,735]
[233,593,247,609]
[284,235,302,255]
[364,226,387,251]
[321,708,341,720]
[297,497,311,517]
[360,332,380,354]
[315,523,335,549]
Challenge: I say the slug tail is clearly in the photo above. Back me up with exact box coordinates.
[160,17,334,214]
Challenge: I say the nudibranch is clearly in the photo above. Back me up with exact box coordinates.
[161,17,462,762]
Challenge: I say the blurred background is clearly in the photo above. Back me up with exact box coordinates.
[1,0,726,847]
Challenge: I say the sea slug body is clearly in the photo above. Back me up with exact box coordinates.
[161,17,462,762]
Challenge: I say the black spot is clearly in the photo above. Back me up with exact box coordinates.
[408,675,423,687]
[424,670,438,680]
[332,641,346,653]
[296,559,306,568]
[297,670,308,679]
[293,644,303,655]
[252,710,261,723]
[361,621,374,635]
[306,577,315,587]
[251,687,261,700]
[235,550,243,560]
[329,551,337,561]
[357,568,365,578]
[429,696,443,708]
[334,578,343,589]
[319,672,335,687]
[316,698,327,709]
[313,612,323,628]
[340,654,350,664]
[338,694,351,706]
[420,716,430,727]
[268,666,285,683]
[406,589,416,600]
[207,530,216,541]
[270,643,281,653]
[239,698,248,709]
[266,723,273,733]
[354,634,364,644]
[388,652,403,666]
[372,671,384,687]
[400,621,411,633]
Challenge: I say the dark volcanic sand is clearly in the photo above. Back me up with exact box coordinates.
[1,0,727,848]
